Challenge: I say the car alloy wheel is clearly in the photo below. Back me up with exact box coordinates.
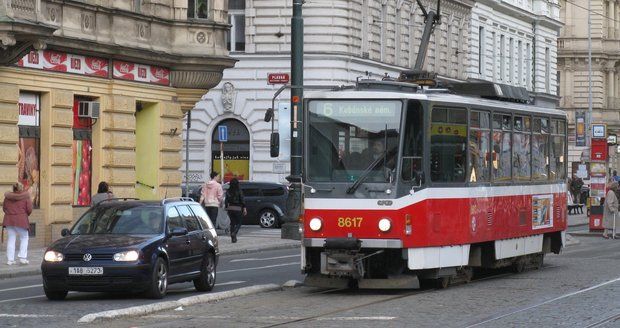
[259,209,277,228]
[194,252,216,292]
[148,257,168,299]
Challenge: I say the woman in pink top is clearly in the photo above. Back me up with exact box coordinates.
[2,182,33,265]
[200,171,224,228]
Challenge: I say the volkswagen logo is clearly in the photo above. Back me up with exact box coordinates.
[83,253,92,262]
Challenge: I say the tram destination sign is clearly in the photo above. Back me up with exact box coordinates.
[311,100,399,118]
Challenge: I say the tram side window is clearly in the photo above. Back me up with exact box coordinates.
[513,116,531,181]
[492,114,512,181]
[469,111,491,182]
[401,101,423,183]
[431,107,466,182]
[532,117,550,181]
[550,119,566,181]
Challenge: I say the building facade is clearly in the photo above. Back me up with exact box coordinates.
[558,0,620,173]
[184,0,561,186]
[0,0,234,247]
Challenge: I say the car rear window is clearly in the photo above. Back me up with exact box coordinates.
[176,205,202,232]
[71,206,164,235]
[262,187,285,196]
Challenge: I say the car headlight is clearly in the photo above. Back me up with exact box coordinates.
[378,218,392,232]
[113,250,139,262]
[44,251,64,262]
[309,217,322,231]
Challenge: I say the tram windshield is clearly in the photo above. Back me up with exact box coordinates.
[307,99,402,183]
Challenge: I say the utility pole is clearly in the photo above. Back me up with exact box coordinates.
[282,0,304,240]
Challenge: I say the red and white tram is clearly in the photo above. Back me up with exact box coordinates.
[300,80,567,289]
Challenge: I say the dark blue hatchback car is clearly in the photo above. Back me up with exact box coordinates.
[41,198,219,300]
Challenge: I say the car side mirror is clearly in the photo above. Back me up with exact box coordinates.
[270,132,280,158]
[61,228,70,237]
[169,227,188,237]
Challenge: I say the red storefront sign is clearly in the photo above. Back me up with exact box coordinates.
[268,73,290,84]
[112,61,170,86]
[591,138,608,161]
[17,50,109,77]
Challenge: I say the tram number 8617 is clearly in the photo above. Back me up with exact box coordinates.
[337,217,363,228]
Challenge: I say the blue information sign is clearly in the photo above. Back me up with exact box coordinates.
[218,125,228,142]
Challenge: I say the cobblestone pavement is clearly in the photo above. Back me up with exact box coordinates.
[104,236,620,328]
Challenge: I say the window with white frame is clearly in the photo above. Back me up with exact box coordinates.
[227,0,245,52]
[500,35,505,81]
[478,26,485,75]
[518,40,523,86]
[509,38,514,82]
[545,47,550,93]
[188,0,209,19]
[492,32,497,81]
[526,43,532,89]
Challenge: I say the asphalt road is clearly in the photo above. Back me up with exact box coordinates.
[107,235,620,328]
[0,247,303,328]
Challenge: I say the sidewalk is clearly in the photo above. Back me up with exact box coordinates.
[0,225,299,280]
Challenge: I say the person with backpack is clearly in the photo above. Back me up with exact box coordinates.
[224,178,246,243]
[200,171,224,228]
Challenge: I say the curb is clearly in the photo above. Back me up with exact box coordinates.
[0,243,300,281]
[77,284,281,324]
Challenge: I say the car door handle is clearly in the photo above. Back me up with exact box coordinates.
[201,235,207,240]
[186,239,191,245]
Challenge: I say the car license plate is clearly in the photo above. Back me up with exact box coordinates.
[68,267,104,275]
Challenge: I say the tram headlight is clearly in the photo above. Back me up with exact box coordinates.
[309,217,323,231]
[378,218,392,232]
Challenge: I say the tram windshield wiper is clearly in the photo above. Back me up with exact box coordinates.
[346,153,386,194]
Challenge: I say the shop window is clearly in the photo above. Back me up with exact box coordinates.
[72,97,94,206]
[17,92,41,208]
[188,0,209,19]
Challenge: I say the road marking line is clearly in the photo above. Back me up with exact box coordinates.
[466,276,620,327]
[0,295,45,304]
[317,316,396,321]
[172,281,246,292]
[230,255,298,262]
[0,314,58,318]
[0,284,42,292]
[218,262,299,273]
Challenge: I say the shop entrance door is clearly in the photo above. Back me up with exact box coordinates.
[211,119,250,182]
[136,101,159,200]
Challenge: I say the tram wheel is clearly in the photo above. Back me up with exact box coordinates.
[534,253,545,270]
[436,276,451,289]
[512,257,526,273]
[458,267,473,283]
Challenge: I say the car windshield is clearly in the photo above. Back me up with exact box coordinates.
[71,206,164,235]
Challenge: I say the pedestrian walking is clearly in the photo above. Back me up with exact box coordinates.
[2,182,33,265]
[91,181,114,206]
[603,181,619,239]
[199,171,224,228]
[224,178,246,243]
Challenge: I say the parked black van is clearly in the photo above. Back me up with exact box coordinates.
[233,181,289,228]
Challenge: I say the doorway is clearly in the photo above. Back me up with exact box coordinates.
[211,119,250,182]
[135,101,159,199]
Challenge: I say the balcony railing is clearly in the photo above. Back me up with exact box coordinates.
[10,0,38,20]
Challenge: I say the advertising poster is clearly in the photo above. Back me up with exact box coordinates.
[18,92,40,207]
[72,139,92,206]
[212,155,249,183]
[532,194,553,229]
[575,112,585,146]
[18,138,40,208]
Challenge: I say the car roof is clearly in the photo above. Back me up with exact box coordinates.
[95,198,198,209]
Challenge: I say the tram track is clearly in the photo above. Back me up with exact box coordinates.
[585,311,620,328]
[259,269,519,328]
